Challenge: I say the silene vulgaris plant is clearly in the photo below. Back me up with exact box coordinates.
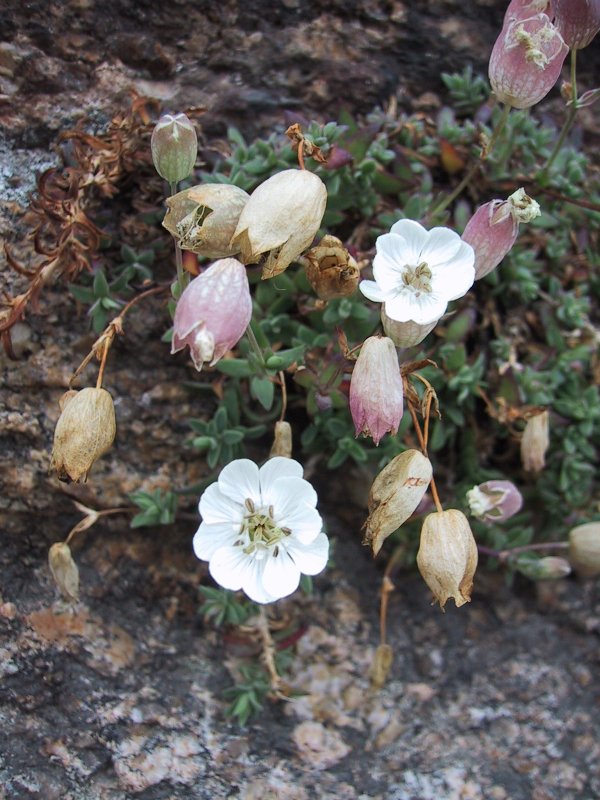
[4,1,599,723]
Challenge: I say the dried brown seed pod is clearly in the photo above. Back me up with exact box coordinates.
[50,387,116,483]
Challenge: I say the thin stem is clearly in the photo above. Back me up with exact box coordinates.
[257,606,284,695]
[96,341,110,389]
[245,324,265,366]
[539,49,578,179]
[478,541,569,561]
[407,402,443,513]
[429,102,511,218]
[278,370,287,421]
[169,180,186,288]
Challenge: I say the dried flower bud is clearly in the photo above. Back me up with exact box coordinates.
[151,113,198,183]
[369,643,393,689]
[48,542,80,601]
[489,13,569,109]
[231,169,327,280]
[162,184,249,259]
[171,258,252,371]
[300,235,359,300]
[515,554,571,580]
[520,410,550,472]
[50,387,116,483]
[381,308,437,348]
[364,449,433,555]
[553,0,600,49]
[349,336,404,446]
[467,480,523,523]
[568,522,600,577]
[270,420,293,458]
[417,509,478,610]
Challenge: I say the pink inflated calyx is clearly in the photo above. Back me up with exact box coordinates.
[489,13,569,109]
[553,0,600,49]
[462,188,540,279]
[171,258,252,371]
[349,336,404,446]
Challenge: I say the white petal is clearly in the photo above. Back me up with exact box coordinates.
[372,249,407,294]
[359,279,387,302]
[199,482,243,524]
[284,531,329,575]
[242,566,279,604]
[385,292,447,326]
[266,475,317,513]
[259,457,303,505]
[433,241,475,301]
[277,504,323,544]
[261,549,301,601]
[388,219,428,262]
[218,459,261,504]
[193,521,240,560]
[207,544,250,592]
[421,227,463,264]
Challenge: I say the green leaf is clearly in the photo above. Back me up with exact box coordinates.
[216,359,253,378]
[251,376,275,410]
[93,269,110,298]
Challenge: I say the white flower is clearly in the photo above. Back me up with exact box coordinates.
[193,457,329,604]
[360,219,475,326]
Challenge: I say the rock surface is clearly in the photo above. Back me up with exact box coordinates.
[2,1,600,798]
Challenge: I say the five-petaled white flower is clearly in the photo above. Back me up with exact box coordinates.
[193,457,329,604]
[360,219,475,326]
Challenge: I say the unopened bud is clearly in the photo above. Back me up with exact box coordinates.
[48,542,79,601]
[151,113,198,184]
[381,308,437,348]
[520,410,550,472]
[467,480,523,523]
[231,169,327,280]
[515,554,571,580]
[50,388,116,482]
[364,449,432,555]
[300,235,359,300]
[163,184,249,259]
[417,509,478,610]
[270,421,293,458]
[349,336,404,446]
[569,522,600,577]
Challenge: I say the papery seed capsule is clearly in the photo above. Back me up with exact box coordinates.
[520,410,550,472]
[300,235,360,300]
[48,542,80,601]
[568,522,600,577]
[364,450,433,555]
[417,509,478,609]
[50,387,116,483]
[163,184,249,259]
[231,169,327,280]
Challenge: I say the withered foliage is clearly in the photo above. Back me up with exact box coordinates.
[1,93,160,358]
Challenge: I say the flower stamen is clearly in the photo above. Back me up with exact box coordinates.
[401,262,433,296]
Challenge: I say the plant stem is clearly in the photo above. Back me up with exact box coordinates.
[429,102,512,218]
[245,323,265,366]
[169,180,186,289]
[538,49,578,180]
[477,540,569,561]
[407,402,443,513]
